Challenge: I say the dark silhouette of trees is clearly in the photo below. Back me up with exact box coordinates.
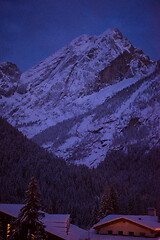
[9,177,46,240]
[97,186,119,221]
[1,116,160,228]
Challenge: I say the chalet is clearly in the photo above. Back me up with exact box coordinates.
[90,208,160,239]
[1,204,160,240]
[0,204,87,240]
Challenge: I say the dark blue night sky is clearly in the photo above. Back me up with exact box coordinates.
[1,0,160,72]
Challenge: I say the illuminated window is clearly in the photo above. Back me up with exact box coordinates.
[7,224,10,238]
[31,234,34,239]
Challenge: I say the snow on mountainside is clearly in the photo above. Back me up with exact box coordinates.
[0,28,160,167]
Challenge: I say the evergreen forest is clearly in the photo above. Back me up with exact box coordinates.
[0,116,160,228]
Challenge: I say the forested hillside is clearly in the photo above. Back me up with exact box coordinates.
[0,116,160,228]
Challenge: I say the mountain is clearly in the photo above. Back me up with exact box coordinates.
[0,28,160,166]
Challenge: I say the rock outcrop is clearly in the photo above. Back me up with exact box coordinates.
[0,62,21,97]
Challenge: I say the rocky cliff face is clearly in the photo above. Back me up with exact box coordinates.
[0,29,159,166]
[0,62,21,97]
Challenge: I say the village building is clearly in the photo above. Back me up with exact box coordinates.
[90,208,160,239]
[1,204,160,239]
[0,204,87,240]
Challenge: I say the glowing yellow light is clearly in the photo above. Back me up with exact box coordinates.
[7,224,10,238]
[31,233,35,240]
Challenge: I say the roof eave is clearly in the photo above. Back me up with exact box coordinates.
[94,217,157,232]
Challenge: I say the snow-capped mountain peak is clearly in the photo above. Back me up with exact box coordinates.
[0,29,159,166]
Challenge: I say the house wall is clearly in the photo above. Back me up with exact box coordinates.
[0,211,66,240]
[97,220,156,237]
[0,211,15,239]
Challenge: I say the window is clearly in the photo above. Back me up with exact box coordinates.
[7,224,10,238]
[108,230,113,235]
[118,231,123,235]
[140,232,145,237]
[129,232,134,236]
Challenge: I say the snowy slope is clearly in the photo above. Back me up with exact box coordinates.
[0,29,159,167]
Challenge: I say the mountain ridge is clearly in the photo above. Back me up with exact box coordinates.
[0,28,160,166]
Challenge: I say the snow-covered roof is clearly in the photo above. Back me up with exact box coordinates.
[0,204,24,218]
[68,224,88,240]
[94,214,160,231]
[43,213,70,239]
[0,204,69,222]
[44,213,70,223]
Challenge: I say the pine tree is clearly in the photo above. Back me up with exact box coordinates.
[109,186,119,214]
[97,186,119,221]
[9,177,47,240]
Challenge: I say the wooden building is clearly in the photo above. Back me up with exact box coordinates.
[92,211,160,239]
[0,204,86,240]
[2,203,160,239]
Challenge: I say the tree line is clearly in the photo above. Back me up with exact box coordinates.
[0,116,160,228]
